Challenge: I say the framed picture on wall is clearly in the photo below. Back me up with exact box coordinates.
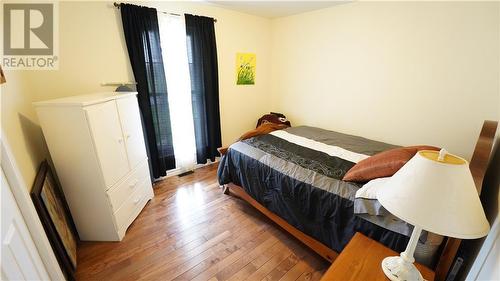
[31,161,78,280]
[236,53,256,85]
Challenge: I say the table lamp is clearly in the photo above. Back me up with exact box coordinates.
[377,149,490,281]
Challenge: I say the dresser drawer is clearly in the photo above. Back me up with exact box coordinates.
[107,160,150,212]
[113,178,151,231]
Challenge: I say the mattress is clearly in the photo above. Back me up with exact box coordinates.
[217,126,441,266]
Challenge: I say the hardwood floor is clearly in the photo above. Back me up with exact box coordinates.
[76,164,329,281]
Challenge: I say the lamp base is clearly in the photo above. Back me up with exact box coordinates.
[381,256,424,281]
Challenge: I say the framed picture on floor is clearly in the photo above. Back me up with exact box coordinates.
[31,160,78,280]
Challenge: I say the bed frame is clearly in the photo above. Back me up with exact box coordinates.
[222,120,498,281]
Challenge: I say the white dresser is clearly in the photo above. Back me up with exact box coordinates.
[34,92,154,241]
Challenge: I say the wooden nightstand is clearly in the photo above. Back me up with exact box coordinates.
[320,233,435,281]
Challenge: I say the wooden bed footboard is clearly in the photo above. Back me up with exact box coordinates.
[222,120,498,281]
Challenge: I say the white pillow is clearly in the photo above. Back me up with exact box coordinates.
[355,177,391,199]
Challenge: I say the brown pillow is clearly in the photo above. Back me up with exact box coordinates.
[343,145,440,183]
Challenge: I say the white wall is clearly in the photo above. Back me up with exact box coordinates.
[1,70,50,188]
[3,1,500,187]
[271,1,500,159]
[3,1,273,187]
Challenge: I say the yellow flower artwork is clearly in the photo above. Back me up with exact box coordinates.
[236,53,256,85]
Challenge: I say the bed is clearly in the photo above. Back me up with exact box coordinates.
[218,120,497,280]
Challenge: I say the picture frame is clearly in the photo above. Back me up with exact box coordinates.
[31,160,78,281]
[236,52,256,85]
[0,64,6,84]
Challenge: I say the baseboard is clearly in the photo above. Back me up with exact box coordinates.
[154,159,219,182]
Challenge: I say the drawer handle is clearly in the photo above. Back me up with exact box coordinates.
[133,198,141,204]
[118,138,123,144]
[126,134,131,140]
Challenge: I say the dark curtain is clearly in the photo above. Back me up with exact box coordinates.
[185,14,222,164]
[121,4,175,178]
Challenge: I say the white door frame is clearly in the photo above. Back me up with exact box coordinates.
[2,168,50,280]
[1,134,65,280]
[466,215,500,280]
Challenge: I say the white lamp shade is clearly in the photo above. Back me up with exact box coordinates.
[377,150,490,239]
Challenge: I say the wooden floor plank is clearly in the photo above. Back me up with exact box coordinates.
[176,228,276,281]
[228,238,289,281]
[245,249,295,280]
[262,252,301,281]
[76,164,328,280]
[147,217,272,280]
[189,228,282,281]
[214,231,285,281]
[279,260,310,281]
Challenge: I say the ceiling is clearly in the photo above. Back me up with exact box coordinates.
[207,1,349,19]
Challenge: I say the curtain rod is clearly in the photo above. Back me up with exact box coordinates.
[113,2,217,23]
